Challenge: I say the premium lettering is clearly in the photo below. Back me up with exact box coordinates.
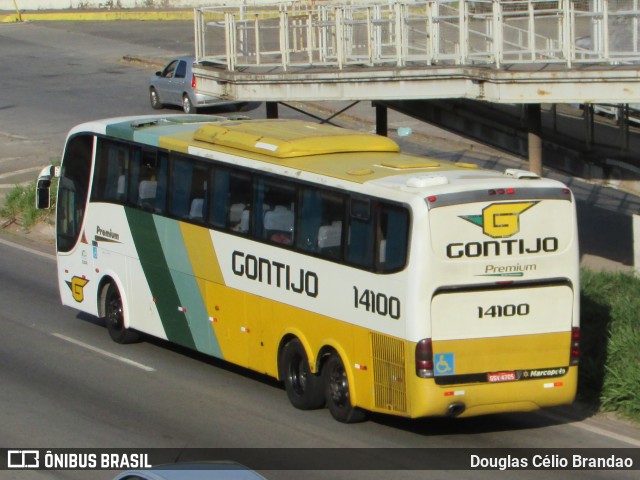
[96,225,120,241]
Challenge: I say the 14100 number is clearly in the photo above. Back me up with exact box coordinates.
[478,303,530,319]
[353,287,401,319]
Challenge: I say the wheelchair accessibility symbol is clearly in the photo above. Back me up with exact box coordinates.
[434,353,455,376]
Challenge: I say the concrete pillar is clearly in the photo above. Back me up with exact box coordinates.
[584,103,594,150]
[376,104,388,137]
[266,102,279,119]
[620,104,629,152]
[526,104,543,176]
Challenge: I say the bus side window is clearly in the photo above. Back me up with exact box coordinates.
[153,153,168,214]
[347,197,374,268]
[169,157,192,218]
[188,164,208,222]
[134,150,159,211]
[92,140,129,204]
[298,188,322,252]
[298,188,345,259]
[210,169,252,233]
[256,180,296,245]
[169,156,208,221]
[378,204,409,272]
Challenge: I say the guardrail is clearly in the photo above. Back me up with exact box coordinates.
[194,0,640,71]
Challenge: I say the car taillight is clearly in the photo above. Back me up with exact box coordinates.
[416,338,434,378]
[570,327,580,366]
[191,75,197,89]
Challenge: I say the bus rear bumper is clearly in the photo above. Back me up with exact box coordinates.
[406,367,577,419]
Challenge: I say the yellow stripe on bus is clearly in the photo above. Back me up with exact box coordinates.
[180,223,225,285]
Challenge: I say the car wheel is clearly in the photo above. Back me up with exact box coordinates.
[182,94,197,114]
[104,283,139,344]
[323,352,366,423]
[281,339,325,410]
[149,87,163,110]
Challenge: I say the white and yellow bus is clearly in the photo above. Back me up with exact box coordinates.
[37,115,580,422]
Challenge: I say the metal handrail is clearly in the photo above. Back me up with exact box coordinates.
[194,0,640,71]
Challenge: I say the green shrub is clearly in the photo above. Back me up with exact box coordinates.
[0,179,56,229]
[580,269,640,422]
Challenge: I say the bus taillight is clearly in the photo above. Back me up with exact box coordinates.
[416,338,434,378]
[570,327,580,366]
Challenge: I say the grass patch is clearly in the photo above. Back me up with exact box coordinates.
[580,269,640,422]
[0,179,57,230]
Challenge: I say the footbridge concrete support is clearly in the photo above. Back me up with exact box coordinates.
[527,104,543,176]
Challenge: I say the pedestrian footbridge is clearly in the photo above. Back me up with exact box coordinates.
[192,0,640,104]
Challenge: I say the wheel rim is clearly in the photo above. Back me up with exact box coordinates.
[183,96,192,113]
[150,89,159,107]
[106,292,123,331]
[327,362,349,408]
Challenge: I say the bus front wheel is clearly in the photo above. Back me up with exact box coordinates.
[104,283,139,344]
[322,353,366,423]
[281,339,325,410]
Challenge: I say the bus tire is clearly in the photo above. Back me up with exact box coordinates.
[104,283,139,344]
[281,339,325,410]
[322,353,366,423]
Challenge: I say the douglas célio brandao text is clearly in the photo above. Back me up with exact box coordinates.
[470,453,634,470]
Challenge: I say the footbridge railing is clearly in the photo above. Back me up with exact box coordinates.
[195,0,640,71]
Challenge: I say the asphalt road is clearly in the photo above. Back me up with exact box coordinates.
[1,236,640,480]
[0,19,640,480]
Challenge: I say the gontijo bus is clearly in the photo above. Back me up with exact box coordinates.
[36,115,580,423]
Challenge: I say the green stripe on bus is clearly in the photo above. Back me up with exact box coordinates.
[153,216,223,358]
[105,122,135,142]
[125,207,196,350]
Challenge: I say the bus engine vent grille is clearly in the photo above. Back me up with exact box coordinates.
[371,333,407,413]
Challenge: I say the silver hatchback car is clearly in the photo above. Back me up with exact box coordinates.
[149,56,235,114]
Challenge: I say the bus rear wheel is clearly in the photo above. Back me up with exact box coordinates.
[322,353,366,423]
[104,283,139,344]
[281,339,324,410]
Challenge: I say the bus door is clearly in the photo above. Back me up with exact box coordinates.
[55,134,100,316]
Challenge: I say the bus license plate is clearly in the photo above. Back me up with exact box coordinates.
[487,371,517,383]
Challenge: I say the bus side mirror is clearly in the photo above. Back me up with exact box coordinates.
[35,165,58,210]
[36,180,51,209]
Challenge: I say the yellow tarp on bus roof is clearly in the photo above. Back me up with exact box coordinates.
[193,119,400,158]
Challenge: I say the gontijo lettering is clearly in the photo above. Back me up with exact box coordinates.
[446,237,558,258]
[232,250,318,297]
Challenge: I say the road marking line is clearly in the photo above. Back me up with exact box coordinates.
[0,131,28,140]
[0,181,32,188]
[540,410,640,447]
[0,237,55,261]
[52,333,156,372]
[0,166,43,180]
